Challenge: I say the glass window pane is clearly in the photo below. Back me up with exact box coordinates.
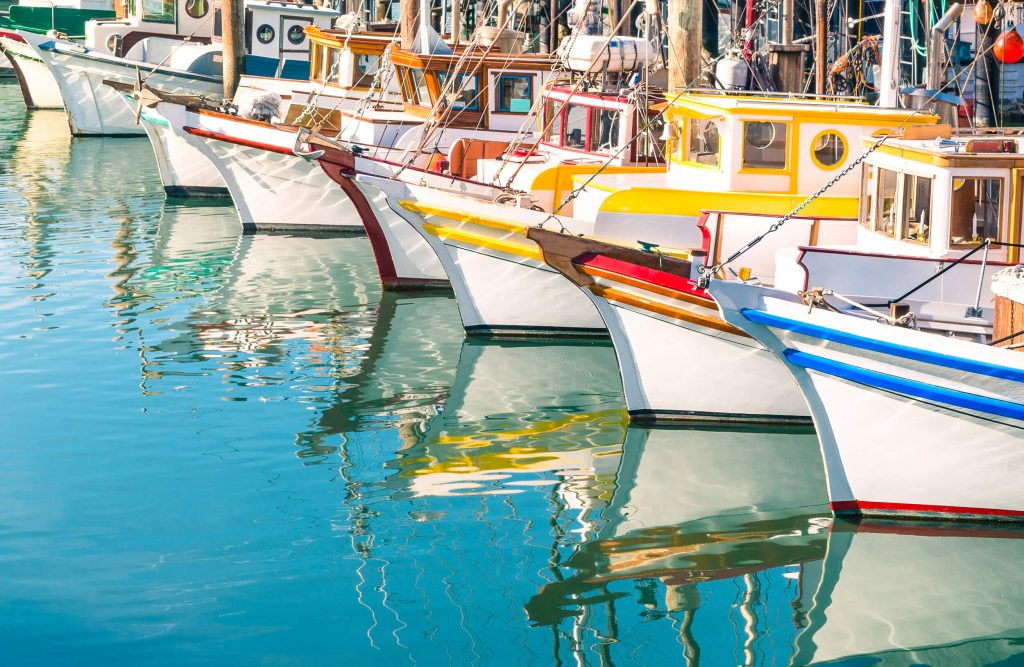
[876,168,899,237]
[950,177,1003,245]
[901,175,932,243]
[686,119,720,166]
[742,121,787,169]
[589,109,620,153]
[813,131,846,168]
[497,75,532,113]
[409,69,430,106]
[564,104,587,149]
[353,54,378,88]
[860,164,876,230]
[438,72,479,111]
[634,111,665,163]
[142,0,174,22]
[544,100,562,145]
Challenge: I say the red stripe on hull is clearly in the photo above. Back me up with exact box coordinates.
[0,30,26,43]
[832,499,1024,520]
[184,126,294,156]
[575,252,710,300]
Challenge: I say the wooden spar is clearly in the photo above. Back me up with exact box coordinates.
[667,0,702,89]
[401,0,420,49]
[221,0,245,100]
[814,0,826,95]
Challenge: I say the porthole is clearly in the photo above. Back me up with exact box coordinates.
[287,25,305,45]
[256,24,275,45]
[811,130,848,170]
[185,0,209,19]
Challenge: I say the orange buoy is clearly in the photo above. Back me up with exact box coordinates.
[994,28,1024,64]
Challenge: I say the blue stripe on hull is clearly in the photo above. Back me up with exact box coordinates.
[784,349,1024,422]
[742,308,1024,383]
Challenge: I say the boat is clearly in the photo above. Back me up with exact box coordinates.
[25,0,337,135]
[0,0,114,108]
[374,92,928,336]
[129,24,400,199]
[795,520,1024,664]
[316,60,668,290]
[712,277,1024,521]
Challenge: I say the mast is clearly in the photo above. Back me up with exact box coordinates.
[222,0,246,100]
[401,0,420,49]
[878,0,902,106]
[666,0,702,89]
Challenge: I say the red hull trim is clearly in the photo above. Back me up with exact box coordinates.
[575,252,710,301]
[832,499,1024,520]
[183,126,294,156]
[0,30,26,43]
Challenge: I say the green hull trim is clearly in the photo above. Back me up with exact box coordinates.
[0,6,115,39]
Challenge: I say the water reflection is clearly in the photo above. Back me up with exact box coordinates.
[401,339,627,499]
[528,426,830,664]
[797,520,1024,666]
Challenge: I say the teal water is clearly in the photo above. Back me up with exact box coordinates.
[1,83,1024,666]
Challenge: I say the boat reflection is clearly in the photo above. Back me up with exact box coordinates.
[797,519,1024,666]
[397,338,628,499]
[527,425,830,663]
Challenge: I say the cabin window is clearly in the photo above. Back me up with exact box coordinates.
[287,25,306,46]
[742,121,787,170]
[408,68,431,106]
[950,177,1004,245]
[811,130,847,169]
[141,0,174,23]
[437,72,480,111]
[901,175,933,244]
[396,67,413,100]
[543,99,563,145]
[185,0,209,19]
[633,112,666,163]
[860,164,876,230]
[875,167,899,237]
[686,118,720,166]
[590,109,620,153]
[495,75,532,113]
[324,47,341,83]
[353,54,379,89]
[256,24,276,45]
[564,104,588,150]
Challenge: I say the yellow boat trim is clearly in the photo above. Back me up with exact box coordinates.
[401,200,528,233]
[595,187,858,219]
[422,223,543,261]
[592,285,748,337]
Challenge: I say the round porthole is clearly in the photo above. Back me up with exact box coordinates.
[185,0,208,19]
[811,130,848,169]
[256,24,275,45]
[287,25,305,45]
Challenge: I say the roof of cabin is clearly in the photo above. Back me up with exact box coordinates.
[863,125,1024,166]
[664,90,936,124]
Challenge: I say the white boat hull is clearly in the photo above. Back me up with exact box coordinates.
[0,31,63,108]
[138,101,228,198]
[31,36,222,136]
[714,281,1024,521]
[590,294,810,423]
[182,116,362,232]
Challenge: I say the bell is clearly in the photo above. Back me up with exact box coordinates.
[994,28,1024,63]
[659,122,679,142]
[975,0,993,25]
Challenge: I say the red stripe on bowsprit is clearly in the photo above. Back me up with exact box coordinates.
[832,499,1024,519]
[183,126,294,156]
[575,252,709,299]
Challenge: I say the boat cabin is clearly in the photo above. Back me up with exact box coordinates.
[857,125,1024,264]
[537,85,667,166]
[661,91,937,197]
[388,47,552,132]
[305,25,399,96]
[89,0,336,82]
